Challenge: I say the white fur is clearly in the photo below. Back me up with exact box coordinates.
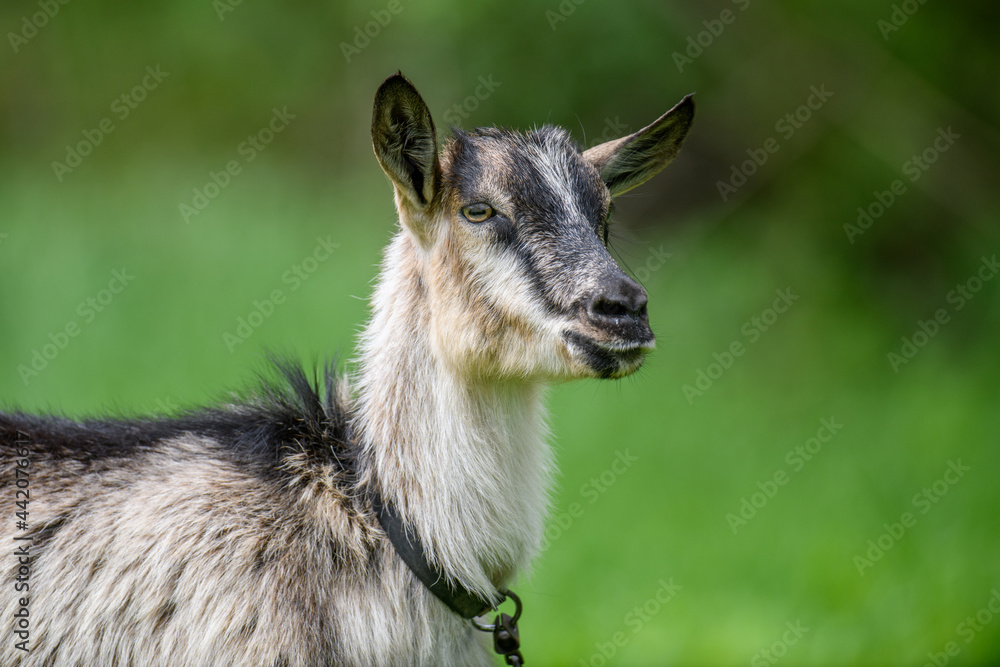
[354,232,554,602]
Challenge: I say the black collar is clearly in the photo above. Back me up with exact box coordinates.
[371,492,495,619]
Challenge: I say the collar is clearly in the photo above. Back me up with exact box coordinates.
[371,491,495,619]
[370,491,527,665]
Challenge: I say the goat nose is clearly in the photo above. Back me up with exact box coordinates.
[587,277,648,325]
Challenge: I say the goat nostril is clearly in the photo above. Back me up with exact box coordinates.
[592,297,629,319]
[589,295,647,322]
[588,279,648,323]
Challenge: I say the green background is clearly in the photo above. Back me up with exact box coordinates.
[1,1,998,664]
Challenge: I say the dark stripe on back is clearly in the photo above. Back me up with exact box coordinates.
[0,359,358,484]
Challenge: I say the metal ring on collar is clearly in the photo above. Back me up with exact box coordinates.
[471,588,522,632]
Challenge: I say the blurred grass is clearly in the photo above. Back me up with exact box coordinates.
[1,157,997,664]
[537,231,1000,664]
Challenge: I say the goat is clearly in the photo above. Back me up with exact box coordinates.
[0,73,693,665]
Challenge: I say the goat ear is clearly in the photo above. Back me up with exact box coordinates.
[372,72,440,213]
[584,94,695,197]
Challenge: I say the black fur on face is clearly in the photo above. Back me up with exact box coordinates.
[442,126,619,312]
[440,125,653,377]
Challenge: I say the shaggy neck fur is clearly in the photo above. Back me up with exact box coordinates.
[353,232,552,602]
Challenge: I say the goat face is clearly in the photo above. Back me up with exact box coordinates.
[372,73,694,381]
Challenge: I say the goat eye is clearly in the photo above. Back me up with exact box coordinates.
[461,203,494,223]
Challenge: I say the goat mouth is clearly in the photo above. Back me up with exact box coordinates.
[562,331,655,379]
